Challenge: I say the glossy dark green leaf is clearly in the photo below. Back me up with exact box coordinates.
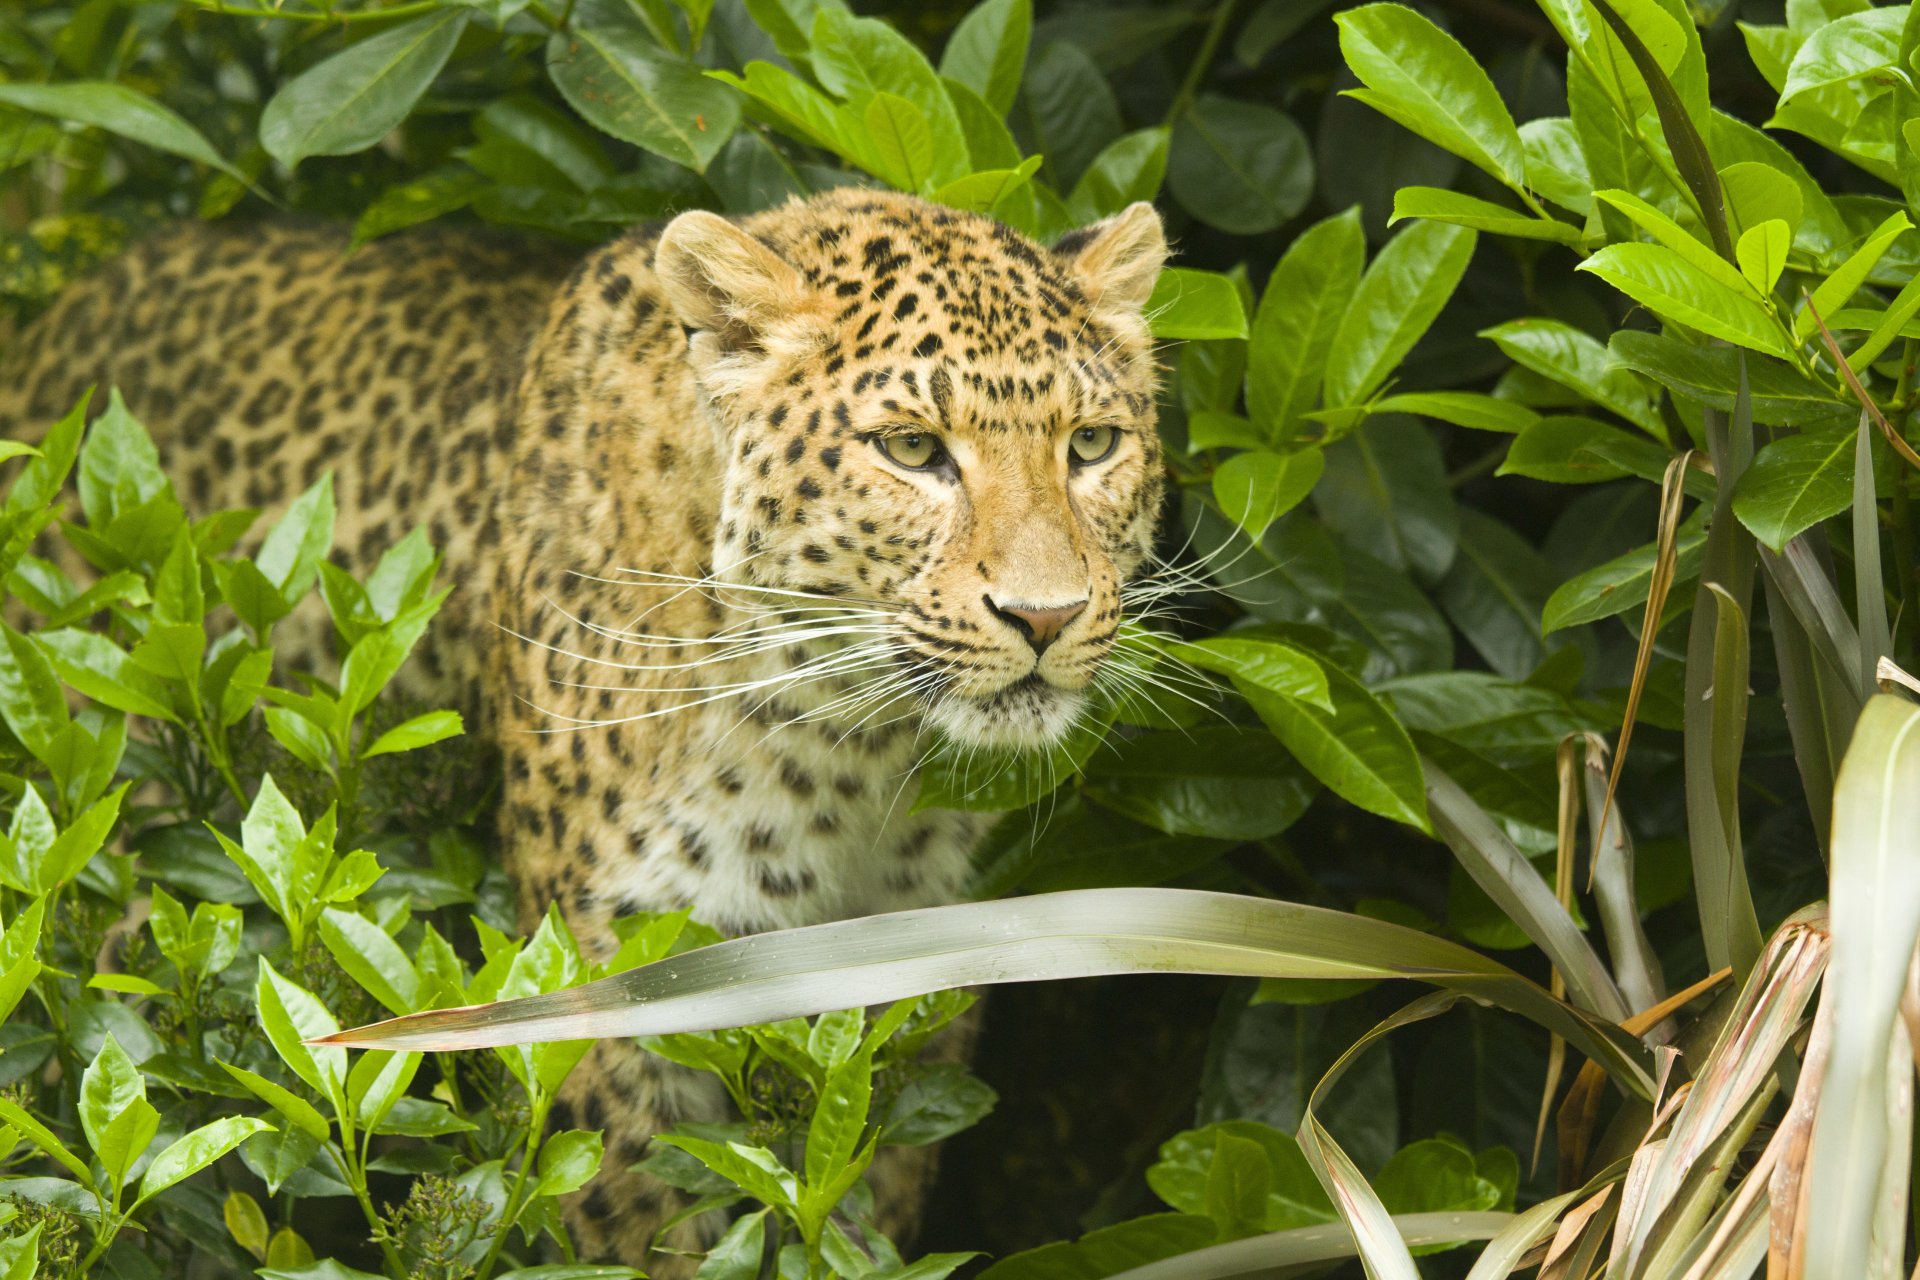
[1014,41,1118,191]
[1389,187,1582,243]
[1578,242,1789,357]
[1168,95,1313,236]
[1335,3,1526,190]
[1236,665,1430,833]
[549,24,741,173]
[1607,330,1852,429]
[1084,727,1319,841]
[939,0,1031,115]
[1541,509,1709,633]
[0,82,244,179]
[1731,425,1857,551]
[1323,221,1475,408]
[1481,319,1663,435]
[261,13,468,169]
[1246,207,1364,441]
[1213,449,1323,541]
[1313,416,1457,583]
[1435,510,1564,681]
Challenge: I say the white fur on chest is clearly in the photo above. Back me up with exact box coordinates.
[580,643,993,935]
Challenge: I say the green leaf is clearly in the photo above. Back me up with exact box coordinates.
[135,1116,273,1206]
[1593,188,1759,299]
[1145,268,1249,340]
[1067,127,1169,224]
[1205,1131,1273,1240]
[1148,1120,1335,1231]
[1797,210,1913,343]
[1369,392,1539,434]
[83,1033,157,1189]
[255,475,335,604]
[1483,318,1663,434]
[352,167,489,248]
[0,1094,92,1185]
[1389,187,1581,243]
[256,958,345,1110]
[938,0,1031,115]
[0,623,69,758]
[863,91,934,191]
[1541,510,1709,632]
[1016,41,1120,192]
[976,1215,1217,1280]
[1498,415,1652,484]
[655,1136,799,1211]
[1737,218,1791,293]
[548,26,741,174]
[1313,416,1458,583]
[260,13,469,169]
[708,62,849,155]
[1237,664,1431,832]
[928,157,1042,214]
[320,908,421,1016]
[1437,510,1564,681]
[1780,5,1905,102]
[315,891,1654,1099]
[1157,635,1330,709]
[1578,242,1790,357]
[1212,450,1323,541]
[77,388,166,532]
[219,1061,332,1141]
[1607,330,1850,428]
[1247,207,1365,440]
[1335,2,1526,190]
[535,1128,604,1198]
[809,8,967,186]
[1731,426,1857,551]
[804,1051,875,1206]
[0,81,243,179]
[360,709,464,759]
[1166,95,1312,236]
[1324,221,1476,407]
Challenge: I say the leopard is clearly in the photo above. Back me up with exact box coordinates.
[0,186,1171,1267]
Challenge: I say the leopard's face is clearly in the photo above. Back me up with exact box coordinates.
[656,191,1167,749]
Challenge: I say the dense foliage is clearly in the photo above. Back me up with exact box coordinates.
[4,0,1920,1275]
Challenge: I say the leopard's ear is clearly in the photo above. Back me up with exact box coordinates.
[1055,201,1167,314]
[654,211,805,351]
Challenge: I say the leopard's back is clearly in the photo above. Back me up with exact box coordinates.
[0,219,575,702]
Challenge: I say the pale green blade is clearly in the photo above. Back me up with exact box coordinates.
[1803,695,1920,1277]
[1101,1213,1514,1280]
[315,888,1652,1094]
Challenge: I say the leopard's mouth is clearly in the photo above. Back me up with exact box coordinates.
[923,672,1089,750]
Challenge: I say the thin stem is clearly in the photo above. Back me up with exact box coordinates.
[1164,0,1240,127]
[1890,341,1919,648]
[184,0,441,22]
[477,1094,549,1280]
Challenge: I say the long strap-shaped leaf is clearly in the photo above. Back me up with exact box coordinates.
[313,888,1654,1095]
[1098,1211,1514,1280]
[1801,695,1920,1277]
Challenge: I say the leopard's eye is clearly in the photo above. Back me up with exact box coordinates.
[876,432,946,470]
[1069,425,1119,465]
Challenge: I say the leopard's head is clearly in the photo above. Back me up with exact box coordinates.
[654,189,1166,749]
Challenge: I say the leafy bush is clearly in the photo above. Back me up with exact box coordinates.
[8,0,1920,1274]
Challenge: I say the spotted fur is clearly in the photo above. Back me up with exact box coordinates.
[0,188,1169,1266]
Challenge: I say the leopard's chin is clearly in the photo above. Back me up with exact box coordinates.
[926,676,1088,750]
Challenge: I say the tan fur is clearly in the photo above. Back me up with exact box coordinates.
[0,189,1168,1267]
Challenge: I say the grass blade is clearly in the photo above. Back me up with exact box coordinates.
[1760,537,1868,699]
[1580,735,1666,1016]
[1424,760,1630,1021]
[1683,360,1762,979]
[1762,571,1841,857]
[1463,1191,1581,1280]
[1802,695,1920,1277]
[1854,411,1894,687]
[1102,1213,1516,1280]
[1599,451,1697,836]
[315,887,1655,1094]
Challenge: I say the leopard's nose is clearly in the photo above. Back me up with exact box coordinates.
[985,595,1088,654]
